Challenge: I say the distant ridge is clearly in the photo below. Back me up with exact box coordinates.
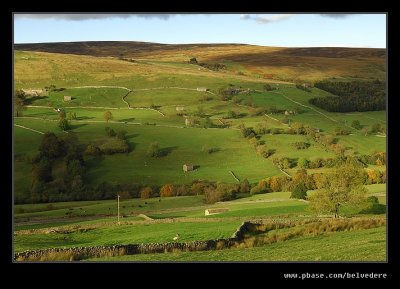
[14,41,385,59]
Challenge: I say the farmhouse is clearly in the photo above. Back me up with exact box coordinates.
[196,87,209,92]
[64,95,72,101]
[205,208,229,216]
[183,164,194,172]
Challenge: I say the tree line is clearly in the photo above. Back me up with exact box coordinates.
[309,80,385,112]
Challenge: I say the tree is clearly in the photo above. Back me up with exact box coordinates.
[147,142,162,158]
[202,117,212,128]
[105,127,116,137]
[160,184,175,197]
[118,191,131,200]
[31,158,52,183]
[290,183,307,199]
[104,111,113,122]
[71,175,84,194]
[67,159,85,178]
[351,120,362,130]
[263,84,274,91]
[84,144,101,156]
[116,130,127,140]
[39,132,64,159]
[58,118,70,131]
[250,179,270,194]
[239,178,250,193]
[196,106,205,117]
[308,164,368,218]
[14,90,26,117]
[298,158,310,169]
[140,187,153,199]
[189,57,198,64]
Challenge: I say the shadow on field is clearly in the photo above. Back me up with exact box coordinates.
[25,96,48,105]
[159,146,179,157]
[359,203,386,215]
[149,215,185,219]
[76,116,94,120]
[120,118,136,122]
[70,123,88,130]
[126,133,139,139]
[27,111,55,117]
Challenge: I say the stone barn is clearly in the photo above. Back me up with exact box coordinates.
[183,164,194,172]
[64,95,72,101]
[185,118,192,126]
[205,208,229,216]
[196,87,209,92]
[22,89,44,96]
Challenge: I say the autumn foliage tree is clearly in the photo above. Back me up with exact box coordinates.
[308,164,368,218]
[140,187,153,199]
[160,184,175,197]
[104,111,113,122]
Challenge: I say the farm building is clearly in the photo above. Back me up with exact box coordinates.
[63,95,72,101]
[185,118,192,126]
[284,110,294,116]
[183,164,194,172]
[176,106,185,112]
[205,208,229,216]
[22,89,44,96]
[196,87,209,92]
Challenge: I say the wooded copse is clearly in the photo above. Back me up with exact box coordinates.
[309,80,385,112]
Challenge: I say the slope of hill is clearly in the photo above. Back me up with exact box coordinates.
[15,41,386,82]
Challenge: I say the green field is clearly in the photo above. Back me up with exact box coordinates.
[89,226,385,261]
[14,220,242,253]
[14,42,386,262]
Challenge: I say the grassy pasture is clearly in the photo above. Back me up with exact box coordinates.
[14,220,242,253]
[89,226,386,261]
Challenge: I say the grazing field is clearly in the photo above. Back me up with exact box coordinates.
[14,41,386,262]
[14,220,242,253]
[89,226,385,261]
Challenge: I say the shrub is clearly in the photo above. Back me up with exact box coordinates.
[147,142,162,158]
[351,120,362,130]
[292,142,310,150]
[58,118,70,131]
[118,191,131,200]
[84,144,101,156]
[290,183,308,199]
[202,144,219,154]
[250,179,270,194]
[297,158,310,169]
[99,139,129,154]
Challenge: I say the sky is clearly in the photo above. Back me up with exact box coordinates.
[13,13,386,48]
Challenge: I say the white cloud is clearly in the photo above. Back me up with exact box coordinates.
[240,13,357,24]
[319,14,354,18]
[240,14,295,24]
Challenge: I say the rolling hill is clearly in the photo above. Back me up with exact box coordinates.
[15,41,386,82]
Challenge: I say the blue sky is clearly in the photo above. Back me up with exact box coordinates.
[14,13,386,48]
